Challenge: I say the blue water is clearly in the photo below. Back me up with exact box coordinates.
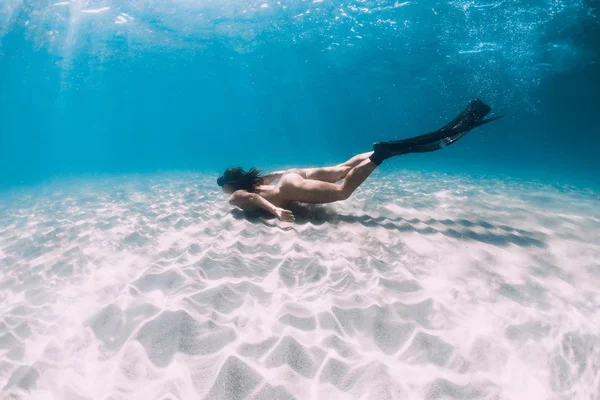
[1,0,599,190]
[2,3,600,397]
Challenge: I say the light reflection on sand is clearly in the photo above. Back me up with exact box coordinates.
[0,171,598,399]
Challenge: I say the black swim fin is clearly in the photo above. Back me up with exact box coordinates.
[370,99,503,165]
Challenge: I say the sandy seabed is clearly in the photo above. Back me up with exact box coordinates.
[0,170,599,400]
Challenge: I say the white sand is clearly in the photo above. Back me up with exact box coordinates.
[0,171,598,399]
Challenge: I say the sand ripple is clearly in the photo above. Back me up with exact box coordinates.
[0,171,599,399]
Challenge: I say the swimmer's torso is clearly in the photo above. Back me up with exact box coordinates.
[254,184,285,207]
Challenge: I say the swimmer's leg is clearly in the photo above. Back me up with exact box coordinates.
[287,166,350,183]
[338,152,374,168]
[281,159,378,203]
[282,152,373,183]
[293,151,374,182]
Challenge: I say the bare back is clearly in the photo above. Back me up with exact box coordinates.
[254,184,285,207]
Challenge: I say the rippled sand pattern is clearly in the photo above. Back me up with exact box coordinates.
[0,171,599,399]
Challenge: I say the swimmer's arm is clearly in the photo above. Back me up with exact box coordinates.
[262,170,286,184]
[229,191,276,214]
[229,191,294,222]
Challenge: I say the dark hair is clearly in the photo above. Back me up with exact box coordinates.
[217,167,264,192]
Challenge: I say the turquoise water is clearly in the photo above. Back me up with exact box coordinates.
[1,0,598,189]
[2,3,600,398]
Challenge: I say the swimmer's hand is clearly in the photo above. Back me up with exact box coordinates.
[275,207,295,222]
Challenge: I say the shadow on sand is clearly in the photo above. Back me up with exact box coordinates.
[231,203,547,249]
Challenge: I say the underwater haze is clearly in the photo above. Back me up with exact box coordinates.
[1,1,600,400]
[1,0,599,187]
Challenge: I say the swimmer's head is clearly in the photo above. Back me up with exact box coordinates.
[217,167,264,194]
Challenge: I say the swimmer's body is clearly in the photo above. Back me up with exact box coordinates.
[217,99,502,223]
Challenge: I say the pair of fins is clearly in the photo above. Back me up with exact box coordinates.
[371,99,503,163]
